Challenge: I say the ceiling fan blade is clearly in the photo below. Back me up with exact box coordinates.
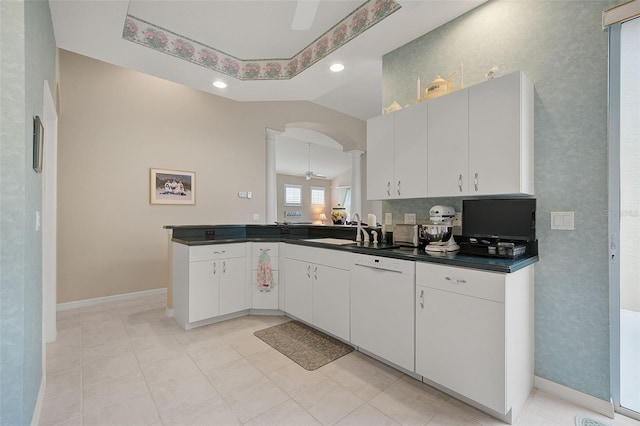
[291,0,320,30]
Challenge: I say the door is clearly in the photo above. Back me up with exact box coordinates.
[366,113,395,199]
[284,258,313,323]
[219,256,246,315]
[416,285,506,413]
[312,264,350,340]
[468,71,522,195]
[189,260,220,322]
[394,103,428,199]
[609,15,640,419]
[428,88,469,196]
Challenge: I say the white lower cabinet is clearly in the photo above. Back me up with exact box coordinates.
[351,254,415,371]
[284,245,351,341]
[415,262,534,423]
[250,243,279,310]
[172,242,246,328]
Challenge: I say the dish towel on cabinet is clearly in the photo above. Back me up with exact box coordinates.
[257,250,273,292]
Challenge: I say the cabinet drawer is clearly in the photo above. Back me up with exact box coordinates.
[284,244,351,270]
[252,243,279,258]
[189,243,246,262]
[416,263,504,303]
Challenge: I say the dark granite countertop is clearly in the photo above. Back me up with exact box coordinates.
[167,224,538,273]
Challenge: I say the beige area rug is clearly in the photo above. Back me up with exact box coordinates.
[253,320,354,371]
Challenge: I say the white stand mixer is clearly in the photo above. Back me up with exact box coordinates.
[424,205,460,253]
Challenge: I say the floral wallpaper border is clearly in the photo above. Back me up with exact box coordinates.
[122,0,400,81]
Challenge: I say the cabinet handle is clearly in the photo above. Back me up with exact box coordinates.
[260,248,270,252]
[419,289,424,309]
[445,276,467,285]
[397,180,401,196]
[213,262,217,275]
[213,250,226,255]
[222,261,226,274]
[313,266,318,280]
[474,172,479,192]
[458,174,463,192]
[307,265,311,278]
[386,181,391,197]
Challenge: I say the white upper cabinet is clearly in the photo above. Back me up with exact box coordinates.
[394,103,429,199]
[368,71,534,199]
[427,88,469,197]
[366,103,428,200]
[468,71,534,196]
[366,113,395,200]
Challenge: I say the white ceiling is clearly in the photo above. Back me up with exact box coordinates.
[48,0,486,178]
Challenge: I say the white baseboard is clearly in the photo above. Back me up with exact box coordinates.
[31,376,46,426]
[534,376,615,418]
[57,288,167,311]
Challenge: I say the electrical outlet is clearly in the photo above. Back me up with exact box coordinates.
[253,213,260,221]
[404,213,416,224]
[247,192,252,199]
[453,212,462,227]
[238,191,247,198]
[384,213,392,225]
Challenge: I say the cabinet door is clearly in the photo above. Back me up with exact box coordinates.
[394,103,428,199]
[188,260,220,322]
[428,88,469,196]
[416,285,506,413]
[219,256,246,316]
[468,72,523,196]
[284,258,313,323]
[312,265,350,341]
[366,113,395,200]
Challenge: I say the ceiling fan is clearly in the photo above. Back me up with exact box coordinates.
[305,143,326,180]
[291,0,320,30]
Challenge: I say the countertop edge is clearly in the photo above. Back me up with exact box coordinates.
[171,237,538,273]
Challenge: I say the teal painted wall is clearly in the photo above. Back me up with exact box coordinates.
[0,0,57,423]
[381,0,614,400]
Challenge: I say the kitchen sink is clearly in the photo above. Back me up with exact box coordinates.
[303,238,356,245]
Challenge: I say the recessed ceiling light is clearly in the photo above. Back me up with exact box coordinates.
[329,63,345,73]
[212,81,227,89]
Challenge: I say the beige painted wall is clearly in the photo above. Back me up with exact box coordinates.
[276,174,331,224]
[57,49,365,303]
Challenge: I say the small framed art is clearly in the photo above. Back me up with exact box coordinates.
[149,168,195,205]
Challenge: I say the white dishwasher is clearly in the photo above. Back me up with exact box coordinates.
[350,253,416,372]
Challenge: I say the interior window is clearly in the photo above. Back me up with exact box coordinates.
[284,184,302,206]
[311,187,325,206]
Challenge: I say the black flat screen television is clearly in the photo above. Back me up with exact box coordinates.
[462,198,536,242]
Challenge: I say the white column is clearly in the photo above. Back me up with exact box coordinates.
[266,128,279,224]
[349,150,364,218]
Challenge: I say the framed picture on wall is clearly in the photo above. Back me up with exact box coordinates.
[33,116,44,173]
[149,168,195,205]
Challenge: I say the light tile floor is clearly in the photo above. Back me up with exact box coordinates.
[40,293,640,426]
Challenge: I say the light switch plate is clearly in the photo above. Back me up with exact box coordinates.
[253,213,260,221]
[550,211,574,230]
[404,213,416,224]
[384,213,392,225]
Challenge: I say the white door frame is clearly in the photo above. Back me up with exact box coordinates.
[42,80,58,348]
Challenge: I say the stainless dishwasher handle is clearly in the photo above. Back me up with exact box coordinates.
[445,276,467,284]
[354,263,402,273]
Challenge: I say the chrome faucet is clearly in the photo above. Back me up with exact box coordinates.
[352,213,362,242]
[351,213,369,243]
